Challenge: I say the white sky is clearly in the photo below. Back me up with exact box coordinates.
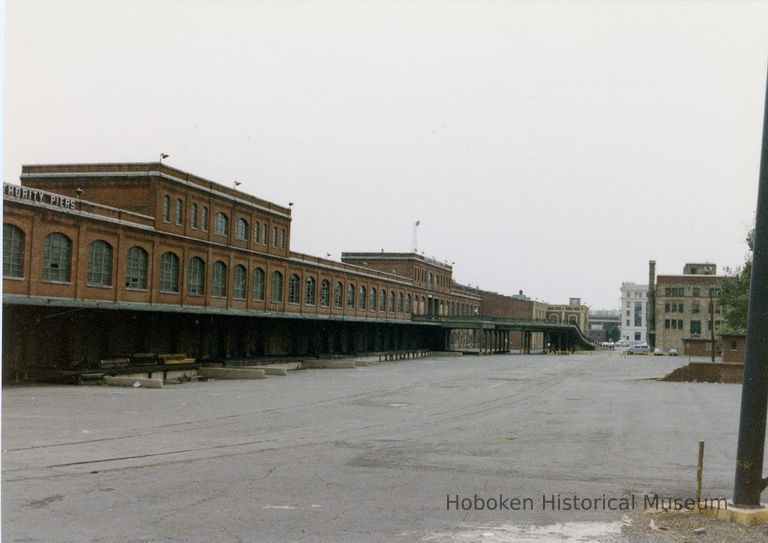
[4,0,768,309]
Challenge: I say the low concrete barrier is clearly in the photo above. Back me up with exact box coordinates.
[104,376,163,389]
[200,367,266,380]
[262,367,288,376]
[324,360,356,369]
[301,360,326,369]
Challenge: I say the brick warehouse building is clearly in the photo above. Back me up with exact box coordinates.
[3,162,508,381]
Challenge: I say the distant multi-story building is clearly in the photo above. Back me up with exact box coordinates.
[545,298,589,333]
[648,261,725,354]
[619,282,648,344]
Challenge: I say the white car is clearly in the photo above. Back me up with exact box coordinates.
[625,344,650,355]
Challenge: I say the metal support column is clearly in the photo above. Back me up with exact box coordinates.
[734,65,768,507]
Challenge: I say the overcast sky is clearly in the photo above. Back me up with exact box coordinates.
[4,1,768,309]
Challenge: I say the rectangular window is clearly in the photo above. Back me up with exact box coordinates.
[690,321,702,335]
[678,319,683,329]
[634,301,642,327]
[665,319,670,329]
[692,303,700,314]
[664,303,670,313]
[678,303,683,312]
[634,332,641,341]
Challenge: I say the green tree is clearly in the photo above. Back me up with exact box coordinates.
[720,229,754,332]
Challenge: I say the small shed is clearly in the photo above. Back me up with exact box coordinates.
[721,333,747,364]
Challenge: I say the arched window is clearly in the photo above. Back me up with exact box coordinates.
[320,279,330,307]
[162,195,170,222]
[43,232,72,282]
[380,289,387,312]
[261,224,267,245]
[272,226,278,247]
[125,246,148,289]
[212,261,227,297]
[280,228,286,249]
[3,224,25,278]
[187,256,205,295]
[389,291,395,312]
[254,222,260,243]
[369,287,377,310]
[252,268,265,301]
[549,314,558,323]
[359,286,367,310]
[569,315,578,325]
[235,218,248,241]
[214,212,229,236]
[346,283,355,309]
[233,265,247,299]
[398,292,403,312]
[201,206,209,231]
[334,282,343,308]
[406,294,412,314]
[87,240,113,286]
[175,199,183,225]
[190,203,198,229]
[271,271,283,302]
[288,274,300,304]
[305,276,316,305]
[159,251,179,292]
[429,272,433,284]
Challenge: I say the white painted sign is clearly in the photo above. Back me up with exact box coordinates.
[4,182,77,210]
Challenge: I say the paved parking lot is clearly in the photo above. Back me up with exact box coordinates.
[1,353,754,542]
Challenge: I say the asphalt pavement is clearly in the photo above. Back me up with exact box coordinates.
[1,352,756,542]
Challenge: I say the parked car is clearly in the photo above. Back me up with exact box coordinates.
[625,344,651,355]
[653,348,663,356]
[668,348,678,356]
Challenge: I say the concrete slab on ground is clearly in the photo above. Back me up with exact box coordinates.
[704,501,768,525]
[103,376,163,388]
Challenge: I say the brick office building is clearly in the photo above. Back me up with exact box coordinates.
[648,261,725,354]
[3,163,492,380]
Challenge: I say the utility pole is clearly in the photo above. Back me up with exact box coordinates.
[709,288,716,363]
[412,220,420,252]
[733,63,768,507]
